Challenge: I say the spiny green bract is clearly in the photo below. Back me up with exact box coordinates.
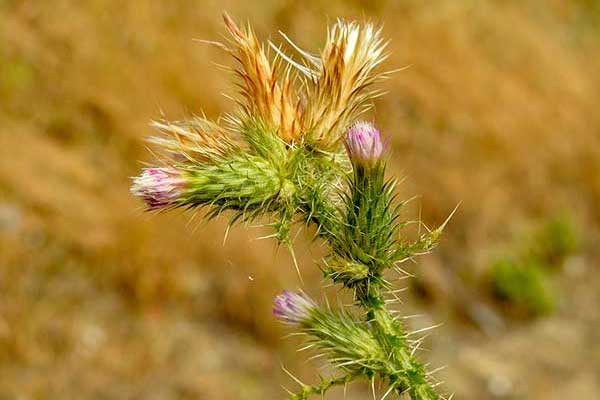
[320,160,442,292]
[171,119,348,238]
[177,155,281,221]
[297,304,439,400]
[337,163,404,271]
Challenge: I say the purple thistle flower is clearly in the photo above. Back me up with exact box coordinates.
[273,290,315,324]
[344,121,387,166]
[131,167,185,210]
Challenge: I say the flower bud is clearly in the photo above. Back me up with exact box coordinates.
[344,121,386,166]
[272,290,315,324]
[131,167,185,210]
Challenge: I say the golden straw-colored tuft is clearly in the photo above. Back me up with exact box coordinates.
[153,15,387,157]
[148,116,240,164]
[275,20,388,150]
[222,13,303,144]
[305,21,387,150]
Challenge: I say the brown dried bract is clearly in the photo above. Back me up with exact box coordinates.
[222,13,303,144]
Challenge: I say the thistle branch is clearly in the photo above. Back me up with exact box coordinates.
[131,15,449,400]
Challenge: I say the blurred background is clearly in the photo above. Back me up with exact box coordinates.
[1,1,599,399]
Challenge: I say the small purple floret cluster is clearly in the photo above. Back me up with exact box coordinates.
[272,290,315,324]
[130,167,185,210]
[344,121,386,166]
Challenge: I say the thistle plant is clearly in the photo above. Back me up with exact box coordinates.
[132,14,452,400]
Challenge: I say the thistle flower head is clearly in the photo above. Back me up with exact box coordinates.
[277,19,388,150]
[344,121,386,166]
[130,167,185,210]
[215,15,387,149]
[273,290,315,324]
[222,13,302,144]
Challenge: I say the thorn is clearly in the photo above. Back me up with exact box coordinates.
[308,353,327,361]
[417,202,423,236]
[380,384,395,400]
[335,359,364,368]
[400,314,424,320]
[409,333,432,355]
[433,202,461,236]
[283,332,307,339]
[256,232,279,240]
[408,323,443,336]
[387,291,404,305]
[282,385,294,396]
[287,243,304,284]
[371,377,376,400]
[387,287,409,294]
[393,266,415,278]
[223,223,232,246]
[297,343,315,352]
[281,363,305,387]
[410,340,422,357]
[323,293,331,310]
[427,365,447,376]
[390,274,413,282]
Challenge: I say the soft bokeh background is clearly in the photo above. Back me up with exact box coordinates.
[1,1,599,399]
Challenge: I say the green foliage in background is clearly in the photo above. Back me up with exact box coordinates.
[528,214,580,267]
[490,257,555,315]
[488,214,579,316]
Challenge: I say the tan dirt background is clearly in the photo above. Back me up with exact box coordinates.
[1,1,599,399]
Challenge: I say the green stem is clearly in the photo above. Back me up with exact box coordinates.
[289,374,353,400]
[355,281,439,400]
[298,158,441,400]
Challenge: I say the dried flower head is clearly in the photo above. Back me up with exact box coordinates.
[148,117,240,164]
[273,290,315,324]
[222,14,302,144]
[344,121,386,166]
[212,15,388,150]
[275,20,388,150]
[130,167,185,210]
